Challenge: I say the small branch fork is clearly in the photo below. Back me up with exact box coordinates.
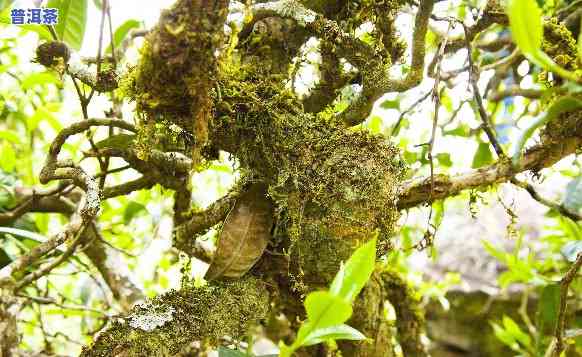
[0,119,147,290]
[248,0,435,126]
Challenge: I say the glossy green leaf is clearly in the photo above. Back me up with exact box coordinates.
[329,236,377,303]
[502,316,531,347]
[0,130,21,144]
[304,291,352,329]
[303,324,366,346]
[123,201,146,222]
[106,19,141,54]
[0,142,15,172]
[513,97,582,166]
[507,0,543,58]
[491,321,520,351]
[536,283,560,332]
[471,142,494,168]
[48,0,88,50]
[20,72,61,90]
[0,0,12,13]
[0,248,12,269]
[0,226,48,243]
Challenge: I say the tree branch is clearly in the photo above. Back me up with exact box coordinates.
[398,137,582,209]
[81,277,269,356]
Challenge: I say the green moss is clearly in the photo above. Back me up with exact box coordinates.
[539,19,580,84]
[213,62,406,289]
[120,0,228,165]
[81,277,269,357]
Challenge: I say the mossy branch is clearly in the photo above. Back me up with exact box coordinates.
[81,277,269,357]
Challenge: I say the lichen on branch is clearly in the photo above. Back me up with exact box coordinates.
[81,277,269,357]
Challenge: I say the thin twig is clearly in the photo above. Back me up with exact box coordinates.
[551,253,582,356]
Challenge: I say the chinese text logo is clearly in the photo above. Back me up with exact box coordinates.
[10,8,58,25]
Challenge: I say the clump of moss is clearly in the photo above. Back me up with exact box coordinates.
[543,19,578,69]
[121,0,228,164]
[81,277,269,357]
[213,62,406,289]
[539,18,580,83]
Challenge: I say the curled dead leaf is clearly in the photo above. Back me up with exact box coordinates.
[205,182,274,280]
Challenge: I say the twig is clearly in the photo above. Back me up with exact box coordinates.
[391,91,431,136]
[462,22,506,159]
[512,179,582,221]
[15,221,86,290]
[17,293,112,318]
[551,253,582,356]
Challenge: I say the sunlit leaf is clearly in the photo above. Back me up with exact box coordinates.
[329,236,377,303]
[47,0,88,50]
[536,283,560,333]
[303,324,366,346]
[507,0,543,58]
[304,291,352,329]
[106,19,141,54]
[471,142,494,168]
[123,201,146,222]
[20,72,60,90]
[0,226,48,243]
[502,315,531,347]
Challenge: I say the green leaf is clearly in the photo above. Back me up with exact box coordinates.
[303,324,366,346]
[0,248,12,269]
[20,72,61,90]
[536,283,560,332]
[380,99,399,110]
[0,0,12,13]
[0,130,21,144]
[304,291,353,329]
[436,153,452,167]
[507,0,543,58]
[0,142,15,172]
[28,103,62,132]
[123,201,146,222]
[0,226,48,243]
[491,321,520,351]
[482,240,507,263]
[502,315,531,348]
[513,97,582,166]
[329,237,377,303]
[564,176,582,213]
[471,142,494,168]
[106,19,140,54]
[217,347,248,357]
[47,0,88,50]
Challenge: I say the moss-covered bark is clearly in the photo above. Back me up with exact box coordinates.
[81,277,269,357]
[212,62,405,291]
[122,0,228,163]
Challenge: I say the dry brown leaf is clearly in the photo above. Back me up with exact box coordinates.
[205,182,274,280]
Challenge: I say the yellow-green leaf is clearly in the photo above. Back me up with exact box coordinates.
[507,0,543,58]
